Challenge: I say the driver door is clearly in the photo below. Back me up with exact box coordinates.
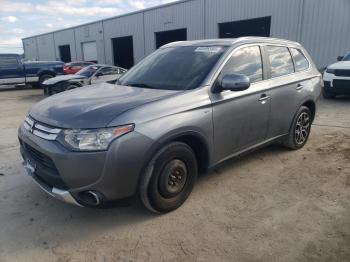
[210,45,271,162]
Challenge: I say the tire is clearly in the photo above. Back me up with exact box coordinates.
[39,74,53,87]
[322,89,334,99]
[283,106,312,150]
[140,142,197,213]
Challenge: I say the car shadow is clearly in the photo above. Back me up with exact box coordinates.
[198,144,288,181]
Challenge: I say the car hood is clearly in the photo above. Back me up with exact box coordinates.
[43,74,87,85]
[29,83,181,128]
[327,61,350,70]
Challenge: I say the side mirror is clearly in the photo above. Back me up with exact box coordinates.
[337,56,344,61]
[219,74,250,92]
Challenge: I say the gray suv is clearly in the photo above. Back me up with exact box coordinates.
[18,37,322,213]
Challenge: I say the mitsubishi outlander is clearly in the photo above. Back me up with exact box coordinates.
[18,37,322,213]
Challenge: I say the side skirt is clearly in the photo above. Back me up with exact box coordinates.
[208,134,288,171]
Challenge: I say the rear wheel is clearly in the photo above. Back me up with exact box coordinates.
[140,142,197,213]
[283,106,312,150]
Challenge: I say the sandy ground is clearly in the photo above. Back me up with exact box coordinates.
[0,89,349,262]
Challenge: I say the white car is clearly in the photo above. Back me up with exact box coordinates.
[323,52,350,98]
[42,65,127,95]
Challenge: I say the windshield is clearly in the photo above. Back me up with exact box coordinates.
[118,46,228,90]
[342,52,350,61]
[76,65,100,77]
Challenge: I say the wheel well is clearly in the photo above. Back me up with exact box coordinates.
[39,71,55,78]
[172,135,210,173]
[302,100,316,122]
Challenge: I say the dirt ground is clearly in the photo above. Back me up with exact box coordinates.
[0,88,349,262]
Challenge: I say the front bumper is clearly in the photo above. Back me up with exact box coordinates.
[18,123,155,206]
[323,72,350,95]
[23,159,82,206]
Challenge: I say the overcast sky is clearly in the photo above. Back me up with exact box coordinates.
[0,0,177,54]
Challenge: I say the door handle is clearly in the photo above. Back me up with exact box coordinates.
[259,94,271,103]
[296,84,304,90]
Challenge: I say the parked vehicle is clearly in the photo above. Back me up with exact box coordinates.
[0,54,64,86]
[42,64,127,95]
[19,37,322,213]
[323,52,350,98]
[63,61,95,75]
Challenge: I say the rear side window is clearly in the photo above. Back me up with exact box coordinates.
[220,46,263,83]
[266,46,294,78]
[290,48,309,71]
[98,67,118,76]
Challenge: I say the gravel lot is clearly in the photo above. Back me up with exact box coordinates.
[0,88,349,262]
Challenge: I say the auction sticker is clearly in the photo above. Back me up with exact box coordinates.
[194,47,222,53]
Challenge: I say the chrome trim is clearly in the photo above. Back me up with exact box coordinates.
[23,116,61,141]
[32,130,58,140]
[34,123,61,134]
[25,76,39,82]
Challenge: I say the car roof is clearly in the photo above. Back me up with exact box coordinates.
[87,64,126,69]
[161,37,302,48]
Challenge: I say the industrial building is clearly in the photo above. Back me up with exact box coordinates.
[22,0,350,69]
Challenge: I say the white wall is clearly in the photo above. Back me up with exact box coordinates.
[54,29,77,61]
[103,13,145,65]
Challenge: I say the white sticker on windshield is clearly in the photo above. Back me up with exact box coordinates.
[195,47,222,53]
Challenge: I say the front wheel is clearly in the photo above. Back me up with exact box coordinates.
[283,106,312,150]
[139,142,197,213]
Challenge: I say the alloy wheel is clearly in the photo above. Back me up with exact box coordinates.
[295,112,311,145]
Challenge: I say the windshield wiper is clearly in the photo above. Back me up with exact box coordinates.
[124,82,156,89]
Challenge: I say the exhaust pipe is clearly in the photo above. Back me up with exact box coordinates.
[87,191,101,206]
[79,191,103,207]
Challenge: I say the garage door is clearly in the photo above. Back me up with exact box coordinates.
[219,17,271,38]
[82,41,97,63]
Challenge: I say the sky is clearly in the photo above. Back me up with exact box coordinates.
[0,0,177,53]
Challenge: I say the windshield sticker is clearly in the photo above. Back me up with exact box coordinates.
[195,47,222,53]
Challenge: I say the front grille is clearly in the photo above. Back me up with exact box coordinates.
[334,69,350,77]
[23,116,61,140]
[333,79,350,89]
[21,140,68,190]
[23,142,56,170]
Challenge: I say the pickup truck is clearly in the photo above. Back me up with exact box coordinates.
[0,54,64,87]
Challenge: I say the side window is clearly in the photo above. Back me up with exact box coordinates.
[266,46,294,78]
[220,46,263,83]
[290,48,309,72]
[0,56,18,67]
[98,67,115,76]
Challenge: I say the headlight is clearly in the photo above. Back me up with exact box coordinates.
[326,68,335,74]
[62,124,134,151]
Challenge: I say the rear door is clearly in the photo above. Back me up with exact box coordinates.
[263,45,310,138]
[211,45,271,162]
[0,55,25,85]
